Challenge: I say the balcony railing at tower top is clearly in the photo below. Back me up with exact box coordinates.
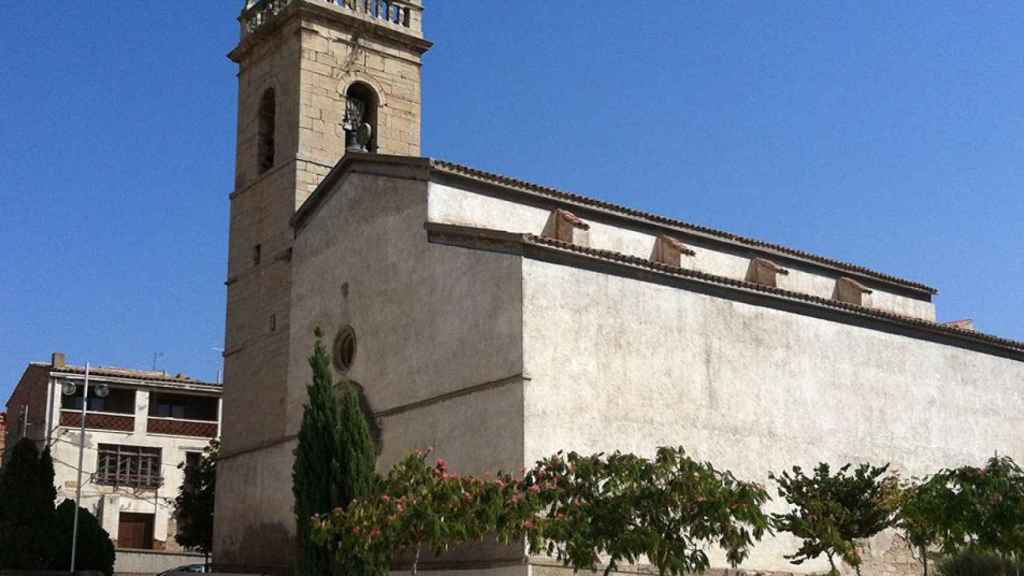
[243,0,419,36]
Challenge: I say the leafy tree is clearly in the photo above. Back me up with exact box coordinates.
[771,462,898,576]
[938,549,1024,576]
[939,456,1024,565]
[174,439,219,563]
[294,331,377,576]
[313,447,771,576]
[0,439,58,570]
[526,447,770,576]
[53,499,116,576]
[314,449,528,576]
[896,474,954,576]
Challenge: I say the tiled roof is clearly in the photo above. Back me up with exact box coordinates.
[45,363,220,387]
[430,159,939,295]
[515,233,1023,354]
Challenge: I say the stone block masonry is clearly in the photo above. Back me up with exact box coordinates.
[216,1,430,570]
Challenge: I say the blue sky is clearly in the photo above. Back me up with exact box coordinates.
[2,2,1022,403]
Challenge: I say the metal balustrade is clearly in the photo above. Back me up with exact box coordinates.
[243,0,415,35]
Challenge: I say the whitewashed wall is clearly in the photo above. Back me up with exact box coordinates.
[520,258,1023,574]
[428,182,936,321]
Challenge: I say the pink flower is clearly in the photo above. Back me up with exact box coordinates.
[528,484,541,494]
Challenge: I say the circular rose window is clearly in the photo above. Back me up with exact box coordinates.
[333,325,357,373]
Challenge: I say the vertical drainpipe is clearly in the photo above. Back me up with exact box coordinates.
[43,374,54,448]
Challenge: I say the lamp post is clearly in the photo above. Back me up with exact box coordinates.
[61,364,109,573]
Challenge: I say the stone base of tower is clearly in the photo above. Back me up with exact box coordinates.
[212,438,297,575]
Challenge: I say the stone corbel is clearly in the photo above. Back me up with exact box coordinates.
[543,208,590,246]
[651,234,696,268]
[834,276,873,306]
[746,257,789,288]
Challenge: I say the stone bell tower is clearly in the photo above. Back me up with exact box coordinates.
[216,1,431,571]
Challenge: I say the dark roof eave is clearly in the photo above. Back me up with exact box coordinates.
[49,366,221,392]
[290,153,938,297]
[291,153,432,232]
[429,160,939,297]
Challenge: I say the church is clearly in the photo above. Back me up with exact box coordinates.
[213,2,1024,575]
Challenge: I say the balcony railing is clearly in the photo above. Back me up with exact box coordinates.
[146,417,218,438]
[243,0,416,35]
[60,410,134,433]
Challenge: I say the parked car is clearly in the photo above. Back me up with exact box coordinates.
[158,564,209,576]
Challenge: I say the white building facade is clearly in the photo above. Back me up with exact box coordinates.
[6,354,221,564]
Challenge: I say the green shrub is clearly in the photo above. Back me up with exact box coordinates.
[53,499,116,576]
[938,550,1024,576]
[0,439,58,570]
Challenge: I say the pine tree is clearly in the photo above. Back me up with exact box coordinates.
[293,332,377,576]
[0,439,58,570]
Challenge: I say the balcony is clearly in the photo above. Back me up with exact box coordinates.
[60,410,134,433]
[242,0,419,36]
[146,417,218,438]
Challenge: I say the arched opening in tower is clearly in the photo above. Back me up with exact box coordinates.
[344,82,379,153]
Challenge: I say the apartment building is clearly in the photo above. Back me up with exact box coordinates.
[5,353,221,554]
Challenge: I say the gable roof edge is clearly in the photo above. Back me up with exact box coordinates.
[428,160,939,297]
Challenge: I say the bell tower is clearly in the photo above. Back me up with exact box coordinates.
[216,1,431,571]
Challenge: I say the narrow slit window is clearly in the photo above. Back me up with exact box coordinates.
[257,88,276,174]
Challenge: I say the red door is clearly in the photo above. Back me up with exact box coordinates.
[118,512,155,549]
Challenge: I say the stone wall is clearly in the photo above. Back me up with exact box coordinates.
[113,549,206,576]
[216,1,429,568]
[518,255,1023,575]
[282,167,525,571]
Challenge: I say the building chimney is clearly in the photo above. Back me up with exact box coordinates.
[51,352,66,368]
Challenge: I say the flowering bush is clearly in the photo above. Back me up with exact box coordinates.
[311,447,770,576]
[311,449,543,575]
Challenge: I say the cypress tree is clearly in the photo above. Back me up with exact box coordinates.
[293,331,377,576]
[0,439,58,570]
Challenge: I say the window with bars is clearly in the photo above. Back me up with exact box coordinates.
[96,444,163,488]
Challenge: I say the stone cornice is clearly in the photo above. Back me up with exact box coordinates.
[230,0,432,64]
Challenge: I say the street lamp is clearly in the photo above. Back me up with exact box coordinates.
[61,364,108,573]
